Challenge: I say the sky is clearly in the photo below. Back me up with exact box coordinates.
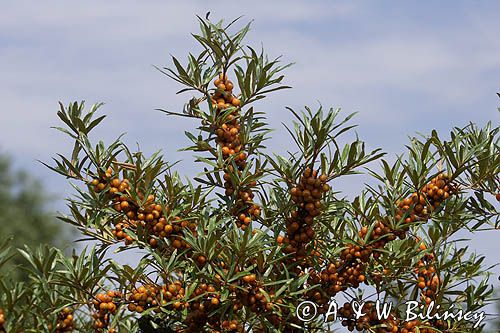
[0,0,499,329]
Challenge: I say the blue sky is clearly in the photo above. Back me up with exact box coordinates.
[1,0,499,328]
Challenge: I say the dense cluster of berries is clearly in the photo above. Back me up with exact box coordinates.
[191,263,290,331]
[401,320,448,333]
[185,286,247,333]
[182,283,225,332]
[415,242,440,306]
[306,243,375,307]
[111,218,135,245]
[396,173,456,225]
[178,315,244,333]
[210,73,259,230]
[211,73,241,111]
[358,219,400,255]
[307,256,368,309]
[126,278,246,333]
[90,167,115,193]
[217,319,245,333]
[0,308,5,333]
[358,173,457,252]
[282,168,329,260]
[359,174,456,265]
[55,307,74,333]
[128,282,186,314]
[233,273,295,330]
[180,311,234,333]
[163,216,197,250]
[90,167,197,250]
[235,274,272,313]
[398,320,438,333]
[338,301,400,332]
[91,291,121,332]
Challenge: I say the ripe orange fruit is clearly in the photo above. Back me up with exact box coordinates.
[231,98,241,107]
[197,255,206,265]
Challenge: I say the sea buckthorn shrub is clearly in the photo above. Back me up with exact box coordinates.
[0,15,499,333]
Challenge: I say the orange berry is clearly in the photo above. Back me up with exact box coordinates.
[197,255,207,265]
[277,235,284,244]
[172,239,182,248]
[231,98,241,107]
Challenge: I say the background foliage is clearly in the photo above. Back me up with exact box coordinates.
[0,154,70,281]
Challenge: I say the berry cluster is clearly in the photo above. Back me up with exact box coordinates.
[127,282,186,314]
[188,282,221,311]
[164,216,197,250]
[90,167,197,250]
[235,273,294,330]
[338,301,400,332]
[91,291,121,332]
[127,281,242,332]
[399,320,446,333]
[415,242,440,306]
[211,73,241,111]
[236,274,274,313]
[217,319,245,333]
[179,314,244,333]
[306,243,375,309]
[307,257,367,309]
[0,308,5,333]
[186,282,222,329]
[396,173,456,226]
[111,218,135,245]
[210,74,259,229]
[358,219,399,255]
[357,173,457,252]
[90,167,114,193]
[55,307,74,333]
[312,254,366,296]
[200,264,290,331]
[359,174,456,266]
[283,168,329,260]
[184,305,244,333]
[180,279,249,332]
